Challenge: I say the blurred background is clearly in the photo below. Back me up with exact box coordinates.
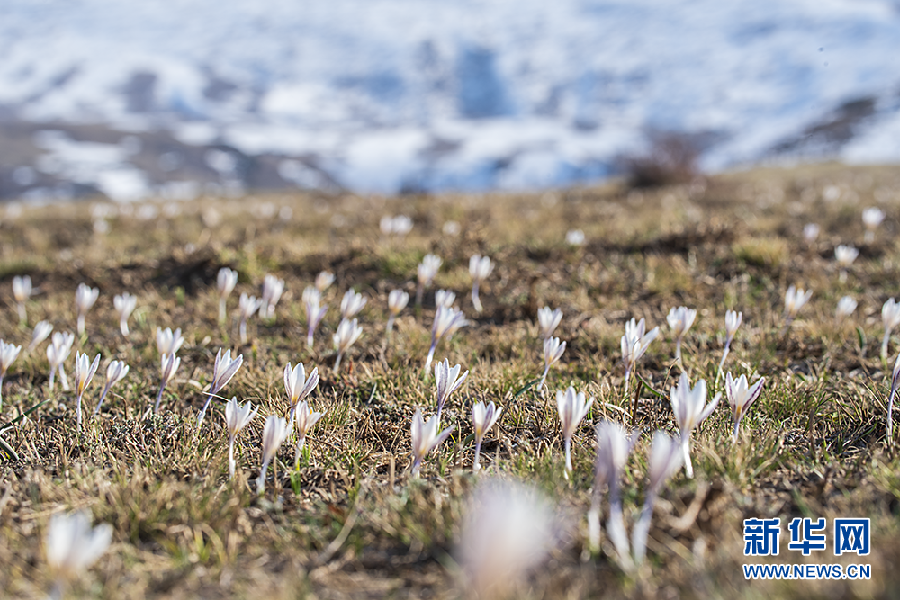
[0,0,898,202]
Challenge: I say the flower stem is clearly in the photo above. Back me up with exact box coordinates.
[425,339,436,373]
[633,494,655,566]
[257,459,270,495]
[471,282,482,313]
[681,436,694,478]
[564,437,572,477]
[473,438,483,472]
[882,328,892,363]
[334,352,343,371]
[76,392,84,433]
[155,381,166,413]
[239,319,248,345]
[228,436,236,479]
[219,298,227,324]
[294,436,306,470]
[197,391,215,428]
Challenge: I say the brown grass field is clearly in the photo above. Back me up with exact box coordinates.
[1,163,900,599]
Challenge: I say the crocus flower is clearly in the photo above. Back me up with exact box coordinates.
[669,372,720,478]
[0,340,22,410]
[156,327,184,357]
[113,292,137,337]
[620,318,660,393]
[315,271,334,292]
[12,274,31,324]
[719,309,743,372]
[293,400,323,469]
[835,296,858,326]
[257,415,291,495]
[302,287,327,348]
[566,229,585,247]
[435,289,456,309]
[409,408,455,477]
[155,353,181,413]
[197,349,244,427]
[667,306,697,366]
[29,320,53,353]
[883,298,900,361]
[386,290,409,335]
[73,352,101,432]
[803,223,819,244]
[471,400,502,472]
[539,336,566,392]
[330,318,361,370]
[75,283,99,336]
[784,285,812,328]
[93,360,129,417]
[434,358,469,422]
[590,421,638,561]
[225,396,257,479]
[284,362,319,418]
[425,305,468,372]
[46,510,112,599]
[724,372,764,442]
[457,479,556,598]
[416,254,441,306]
[217,267,238,323]
[835,245,859,282]
[340,289,367,319]
[469,254,493,313]
[887,355,900,442]
[537,307,562,341]
[633,432,683,565]
[381,215,413,237]
[47,332,75,393]
[259,273,284,319]
[237,292,262,344]
[557,387,593,477]
[863,207,885,243]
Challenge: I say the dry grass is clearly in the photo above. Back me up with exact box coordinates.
[2,164,900,598]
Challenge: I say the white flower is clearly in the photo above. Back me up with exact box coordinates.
[784,285,812,320]
[565,229,585,246]
[862,207,885,229]
[669,372,720,478]
[237,292,262,344]
[591,420,638,559]
[633,431,684,565]
[471,400,503,469]
[46,510,112,584]
[724,310,742,340]
[469,255,493,282]
[74,352,101,431]
[381,215,413,236]
[834,245,859,268]
[113,292,137,337]
[537,307,562,340]
[93,359,130,416]
[155,353,181,413]
[836,296,858,322]
[434,358,469,419]
[620,318,660,384]
[426,306,468,372]
[315,271,335,292]
[283,362,319,412]
[333,318,363,370]
[556,387,593,475]
[303,286,328,348]
[197,349,244,427]
[724,372,764,441]
[259,273,284,318]
[884,298,900,330]
[29,320,53,352]
[156,327,184,357]
[435,289,456,309]
[409,408,455,476]
[803,223,820,243]
[457,479,556,599]
[667,306,697,339]
[293,400,324,468]
[340,289,367,319]
[225,396,257,479]
[47,332,75,392]
[539,336,566,391]
[75,283,99,335]
[257,415,291,494]
[12,274,31,304]
[0,340,21,409]
[217,267,238,298]
[388,290,410,315]
[418,254,441,287]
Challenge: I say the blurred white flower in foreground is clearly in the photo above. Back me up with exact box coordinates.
[46,509,112,598]
[590,421,637,563]
[803,223,819,245]
[457,479,558,599]
[315,271,335,293]
[565,229,585,247]
[435,289,456,309]
[633,432,683,565]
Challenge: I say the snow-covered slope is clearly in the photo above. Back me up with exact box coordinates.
[1,0,899,198]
